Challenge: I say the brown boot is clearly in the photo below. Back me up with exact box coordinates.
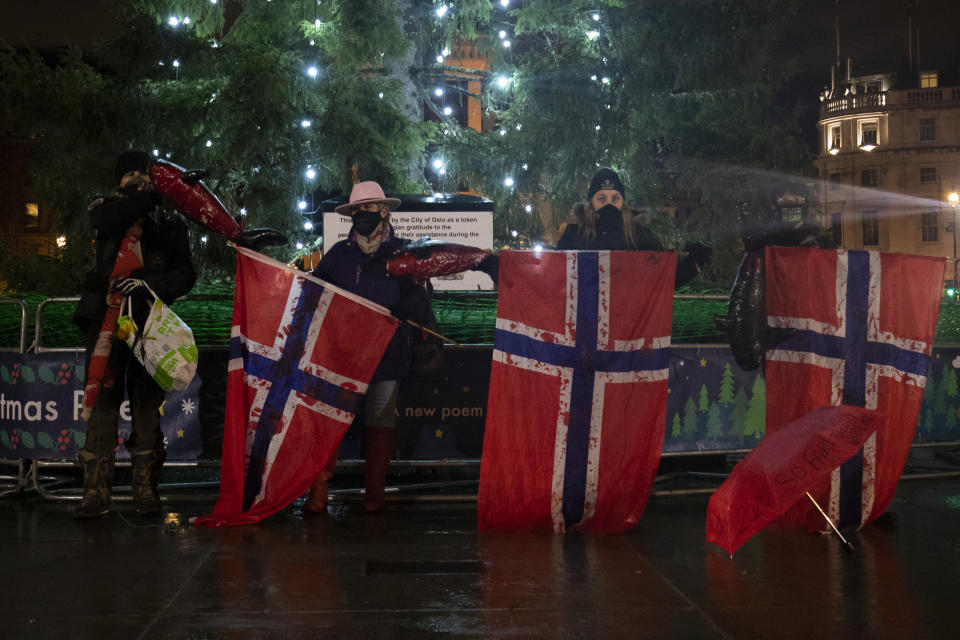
[363,426,396,513]
[303,454,337,514]
[74,449,114,519]
[131,450,165,517]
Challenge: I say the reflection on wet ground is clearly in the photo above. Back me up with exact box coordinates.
[1,457,958,639]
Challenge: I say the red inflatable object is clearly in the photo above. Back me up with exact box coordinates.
[706,405,881,556]
[387,238,491,279]
[149,159,242,241]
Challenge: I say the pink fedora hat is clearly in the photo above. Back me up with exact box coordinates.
[334,181,401,215]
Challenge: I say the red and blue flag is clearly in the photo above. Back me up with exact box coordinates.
[765,247,944,531]
[478,250,676,533]
[193,247,396,527]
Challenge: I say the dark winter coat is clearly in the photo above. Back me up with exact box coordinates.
[73,189,197,333]
[556,218,702,288]
[312,227,431,382]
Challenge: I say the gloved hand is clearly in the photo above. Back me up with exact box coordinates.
[235,227,288,252]
[112,277,150,298]
[684,242,712,267]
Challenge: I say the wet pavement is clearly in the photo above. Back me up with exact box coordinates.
[2,456,959,639]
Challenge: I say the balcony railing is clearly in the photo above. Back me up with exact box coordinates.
[821,87,960,118]
[821,92,886,116]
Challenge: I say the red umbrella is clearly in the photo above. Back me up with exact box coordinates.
[706,405,882,556]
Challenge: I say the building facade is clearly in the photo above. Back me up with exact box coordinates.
[815,63,960,284]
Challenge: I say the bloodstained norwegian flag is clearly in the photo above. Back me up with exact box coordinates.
[765,247,944,532]
[193,247,397,527]
[478,250,677,533]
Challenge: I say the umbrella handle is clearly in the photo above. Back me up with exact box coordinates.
[806,492,855,553]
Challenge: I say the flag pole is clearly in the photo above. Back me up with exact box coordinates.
[406,319,459,346]
[806,491,855,553]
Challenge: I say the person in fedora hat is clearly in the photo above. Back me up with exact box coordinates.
[556,166,711,286]
[307,181,430,514]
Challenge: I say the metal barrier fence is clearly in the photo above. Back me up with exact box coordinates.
[3,294,959,506]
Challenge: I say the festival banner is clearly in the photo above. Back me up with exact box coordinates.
[0,352,202,459]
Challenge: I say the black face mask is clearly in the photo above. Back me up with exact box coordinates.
[352,210,383,237]
[596,204,623,234]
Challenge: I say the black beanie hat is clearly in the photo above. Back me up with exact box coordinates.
[587,167,625,201]
[115,150,152,184]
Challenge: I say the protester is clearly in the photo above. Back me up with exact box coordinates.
[555,167,711,286]
[72,150,197,518]
[307,181,432,513]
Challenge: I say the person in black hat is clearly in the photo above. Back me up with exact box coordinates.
[556,167,711,286]
[72,150,197,519]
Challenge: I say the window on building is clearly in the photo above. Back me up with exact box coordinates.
[866,80,882,93]
[862,210,880,246]
[861,168,878,187]
[919,118,936,141]
[831,213,842,246]
[828,124,841,153]
[24,202,38,230]
[919,71,939,88]
[920,167,937,183]
[859,120,878,149]
[921,211,939,242]
[829,172,843,190]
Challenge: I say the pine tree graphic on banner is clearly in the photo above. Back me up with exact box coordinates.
[742,375,766,441]
[730,387,749,443]
[718,363,735,406]
[671,412,682,439]
[698,384,710,413]
[705,402,724,438]
[922,407,935,433]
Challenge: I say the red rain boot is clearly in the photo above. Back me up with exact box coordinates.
[303,454,337,514]
[364,426,396,513]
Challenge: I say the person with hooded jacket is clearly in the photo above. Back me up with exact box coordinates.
[556,167,711,287]
[72,150,196,519]
[306,180,431,514]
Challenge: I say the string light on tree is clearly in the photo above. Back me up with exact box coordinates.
[307,66,319,78]
[503,40,511,48]
[436,4,448,17]
[504,177,515,187]
[434,87,444,96]
[587,30,599,40]
[298,200,308,211]
[496,75,511,89]
[303,221,314,231]
[593,13,600,21]
[205,140,212,147]
[443,106,453,115]
[301,119,312,127]
[296,242,304,250]
[305,167,316,180]
[524,204,533,213]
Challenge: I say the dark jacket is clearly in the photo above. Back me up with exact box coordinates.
[312,227,430,382]
[73,189,197,332]
[556,220,702,288]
